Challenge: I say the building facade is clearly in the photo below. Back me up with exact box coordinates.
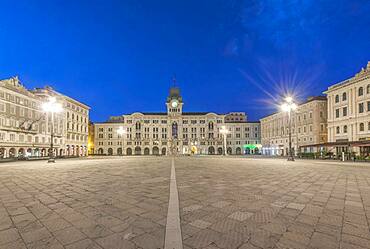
[32,87,90,157]
[0,77,90,158]
[260,96,327,156]
[88,121,95,155]
[325,62,370,156]
[94,87,261,156]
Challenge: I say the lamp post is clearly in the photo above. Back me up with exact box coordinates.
[220,126,229,156]
[281,96,297,161]
[117,126,126,156]
[42,97,63,163]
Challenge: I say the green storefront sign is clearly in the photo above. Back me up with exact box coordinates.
[243,144,257,150]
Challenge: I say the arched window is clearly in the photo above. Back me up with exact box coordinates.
[335,95,339,103]
[342,92,347,101]
[358,87,364,96]
[208,122,214,130]
[336,126,340,134]
[359,123,365,132]
[172,122,178,138]
[367,84,370,94]
[135,122,141,130]
[343,125,347,133]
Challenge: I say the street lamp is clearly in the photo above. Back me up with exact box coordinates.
[42,97,63,163]
[281,96,297,161]
[117,126,126,156]
[220,126,229,156]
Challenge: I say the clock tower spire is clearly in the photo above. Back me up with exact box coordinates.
[166,82,183,115]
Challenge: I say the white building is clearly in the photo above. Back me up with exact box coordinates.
[94,87,261,156]
[0,77,90,158]
[325,62,370,157]
[260,96,327,156]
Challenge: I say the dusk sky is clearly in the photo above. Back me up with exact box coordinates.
[1,0,370,122]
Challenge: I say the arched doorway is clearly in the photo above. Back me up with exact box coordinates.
[236,147,241,155]
[208,146,215,155]
[245,148,250,155]
[152,146,159,155]
[34,148,40,157]
[117,148,122,155]
[254,148,259,154]
[27,148,32,157]
[144,148,150,155]
[107,148,113,155]
[9,148,16,158]
[227,147,232,155]
[135,147,141,155]
[18,148,25,157]
[161,147,166,155]
[126,148,132,155]
[59,149,64,156]
[217,147,223,155]
[98,148,103,154]
[41,148,46,157]
[0,148,6,158]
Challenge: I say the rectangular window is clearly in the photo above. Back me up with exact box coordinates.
[335,109,340,118]
[343,107,347,117]
[359,103,364,113]
[367,101,370,112]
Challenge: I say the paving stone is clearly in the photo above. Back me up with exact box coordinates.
[132,233,163,249]
[228,211,253,221]
[341,234,370,249]
[95,233,136,249]
[183,204,202,212]
[65,238,103,249]
[0,228,21,245]
[189,219,212,229]
[309,232,338,249]
[343,223,370,240]
[1,239,27,249]
[53,226,86,245]
[20,226,52,244]
[287,203,306,211]
[211,201,231,208]
[213,230,249,249]
[41,218,72,232]
[27,237,64,249]
[183,229,221,248]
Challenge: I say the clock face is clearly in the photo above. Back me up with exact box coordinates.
[171,100,178,108]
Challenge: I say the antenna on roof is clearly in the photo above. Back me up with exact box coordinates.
[172,74,177,87]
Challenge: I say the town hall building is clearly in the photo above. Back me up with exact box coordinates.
[93,87,261,156]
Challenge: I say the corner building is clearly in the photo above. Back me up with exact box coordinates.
[325,62,370,156]
[0,77,90,158]
[94,87,261,155]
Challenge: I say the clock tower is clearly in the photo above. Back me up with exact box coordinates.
[166,87,183,115]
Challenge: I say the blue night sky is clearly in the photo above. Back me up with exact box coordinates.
[1,0,370,122]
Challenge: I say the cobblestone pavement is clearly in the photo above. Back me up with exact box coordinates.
[1,157,370,249]
[175,157,370,249]
[0,157,171,249]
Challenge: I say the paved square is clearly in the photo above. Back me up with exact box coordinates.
[0,157,370,249]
